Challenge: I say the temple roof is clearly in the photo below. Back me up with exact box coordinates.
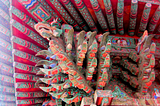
[12,0,160,39]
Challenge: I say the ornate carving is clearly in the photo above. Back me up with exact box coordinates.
[97,32,111,89]
[119,30,156,96]
[94,90,112,105]
[86,31,98,80]
[34,19,114,105]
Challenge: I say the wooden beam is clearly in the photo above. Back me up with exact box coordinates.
[12,20,49,49]
[117,0,124,35]
[138,3,151,36]
[15,82,45,88]
[61,0,89,31]
[14,73,41,82]
[0,62,13,76]
[13,62,39,75]
[12,49,42,64]
[49,0,81,30]
[0,74,14,84]
[16,92,49,98]
[103,0,116,34]
[155,25,160,39]
[11,6,37,29]
[37,0,63,23]
[90,0,109,32]
[128,0,138,36]
[148,6,160,34]
[17,0,53,22]
[74,0,98,32]
[16,98,44,105]
[12,36,43,53]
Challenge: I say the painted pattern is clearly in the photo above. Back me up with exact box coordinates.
[74,0,98,31]
[17,98,44,104]
[14,73,40,81]
[117,0,124,35]
[0,74,14,84]
[0,102,15,106]
[138,3,151,36]
[16,92,49,97]
[157,25,160,35]
[90,0,109,32]
[16,82,45,88]
[13,49,42,63]
[0,15,10,30]
[0,38,12,52]
[0,8,10,22]
[0,23,11,37]
[12,36,42,53]
[18,0,52,21]
[14,62,40,74]
[37,0,63,23]
[62,0,89,31]
[0,0,15,105]
[0,0,9,13]
[129,0,138,36]
[50,0,81,30]
[1,0,10,8]
[0,50,12,63]
[0,62,14,75]
[148,6,160,33]
[12,6,37,29]
[0,94,15,101]
[0,85,15,94]
[12,20,48,48]
[104,0,116,34]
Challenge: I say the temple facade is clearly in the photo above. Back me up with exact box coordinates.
[0,0,160,106]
